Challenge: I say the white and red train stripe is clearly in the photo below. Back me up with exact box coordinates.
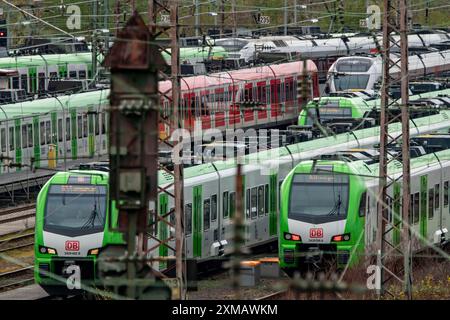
[158,60,319,137]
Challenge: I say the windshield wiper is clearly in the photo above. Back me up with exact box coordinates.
[81,203,102,229]
[327,194,342,216]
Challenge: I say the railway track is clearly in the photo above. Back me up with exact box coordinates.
[0,266,34,292]
[0,203,36,225]
[257,290,289,300]
[0,232,35,253]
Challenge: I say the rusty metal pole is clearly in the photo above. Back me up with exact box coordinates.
[399,0,412,300]
[170,0,186,300]
[232,161,244,299]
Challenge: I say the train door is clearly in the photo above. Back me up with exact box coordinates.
[184,186,194,258]
[243,82,255,126]
[202,181,219,259]
[427,171,442,243]
[32,116,40,168]
[14,119,22,172]
[158,193,169,270]
[183,92,195,132]
[228,85,240,127]
[420,175,428,244]
[36,66,46,93]
[199,91,211,130]
[193,186,203,258]
[87,106,95,157]
[284,77,295,119]
[20,118,33,169]
[256,81,268,125]
[270,79,281,118]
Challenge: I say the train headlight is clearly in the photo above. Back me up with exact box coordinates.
[39,245,58,255]
[284,232,302,241]
[331,233,351,242]
[88,248,100,255]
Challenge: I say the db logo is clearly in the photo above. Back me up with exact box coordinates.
[310,228,323,238]
[65,240,80,251]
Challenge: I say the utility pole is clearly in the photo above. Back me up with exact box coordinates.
[231,0,236,36]
[101,12,170,299]
[284,0,288,35]
[376,0,412,299]
[195,0,200,36]
[148,0,186,299]
[294,0,297,27]
[220,0,224,36]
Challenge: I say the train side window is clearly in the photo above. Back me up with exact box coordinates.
[0,128,5,152]
[359,192,366,217]
[185,203,192,236]
[264,184,269,215]
[21,125,27,148]
[258,185,264,216]
[38,73,45,91]
[9,127,14,151]
[414,192,420,224]
[40,122,45,145]
[58,119,63,142]
[435,184,440,209]
[79,70,86,79]
[223,191,229,219]
[251,187,257,219]
[27,124,33,147]
[211,194,217,221]
[77,116,82,139]
[246,189,250,219]
[409,195,414,224]
[45,121,51,145]
[203,198,210,231]
[66,117,71,141]
[445,181,449,207]
[95,113,99,135]
[69,70,77,79]
[230,192,236,219]
[12,76,19,89]
[366,195,370,216]
[428,188,434,219]
[101,113,106,134]
[83,114,88,138]
[20,74,28,92]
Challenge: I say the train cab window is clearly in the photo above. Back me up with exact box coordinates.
[27,124,32,147]
[83,115,88,138]
[359,192,366,217]
[429,188,434,219]
[258,186,264,216]
[264,184,269,215]
[45,121,51,145]
[413,192,420,224]
[79,70,86,79]
[9,127,14,151]
[0,128,5,152]
[22,125,27,148]
[203,198,210,230]
[211,194,217,221]
[230,192,236,219]
[57,119,62,142]
[40,122,45,145]
[66,117,71,141]
[223,191,229,218]
[185,203,192,236]
[77,116,82,138]
[251,187,257,219]
[435,184,440,209]
[444,181,449,207]
[20,74,28,92]
[246,189,250,219]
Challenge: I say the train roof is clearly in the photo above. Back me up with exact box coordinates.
[159,60,318,92]
[0,52,93,69]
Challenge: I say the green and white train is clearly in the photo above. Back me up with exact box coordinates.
[34,111,450,291]
[278,138,450,272]
[297,88,450,126]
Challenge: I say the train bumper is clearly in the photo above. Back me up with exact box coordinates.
[35,256,98,291]
[279,243,353,269]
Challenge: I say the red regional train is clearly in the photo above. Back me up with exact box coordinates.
[158,60,319,138]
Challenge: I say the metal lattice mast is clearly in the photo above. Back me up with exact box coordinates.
[147,0,186,299]
[376,0,412,299]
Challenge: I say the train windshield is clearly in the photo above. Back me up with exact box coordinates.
[305,106,352,125]
[333,74,369,91]
[44,184,107,236]
[289,173,349,224]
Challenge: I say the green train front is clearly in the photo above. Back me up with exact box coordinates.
[34,170,121,292]
[279,160,367,270]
